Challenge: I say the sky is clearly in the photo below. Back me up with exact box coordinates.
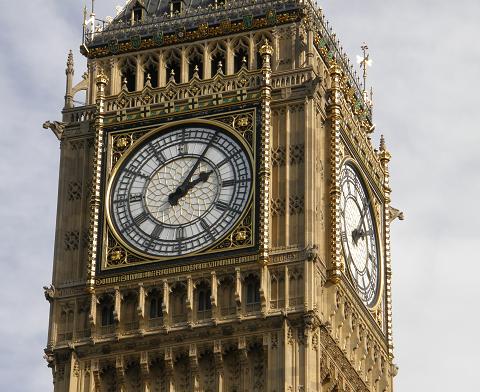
[0,0,479,391]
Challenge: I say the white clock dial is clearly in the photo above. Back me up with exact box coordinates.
[339,163,380,307]
[108,124,252,257]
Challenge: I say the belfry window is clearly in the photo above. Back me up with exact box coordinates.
[188,46,204,80]
[149,292,163,319]
[170,0,183,15]
[144,56,159,88]
[120,57,137,92]
[233,37,249,73]
[165,50,181,84]
[210,42,227,75]
[101,304,114,326]
[245,274,260,312]
[196,282,212,320]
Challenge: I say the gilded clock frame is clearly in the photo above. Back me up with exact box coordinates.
[339,157,385,311]
[101,115,258,271]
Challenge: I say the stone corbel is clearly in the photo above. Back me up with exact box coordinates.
[88,292,97,328]
[189,344,200,391]
[140,351,150,378]
[259,264,268,316]
[115,355,126,389]
[234,268,242,309]
[114,287,121,323]
[210,271,218,319]
[137,283,145,320]
[91,359,101,390]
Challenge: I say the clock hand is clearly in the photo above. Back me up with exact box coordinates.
[168,170,214,206]
[168,132,218,206]
[352,199,371,245]
[185,170,213,190]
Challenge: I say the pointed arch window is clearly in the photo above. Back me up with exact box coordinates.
[233,37,250,73]
[210,42,227,75]
[196,281,212,320]
[143,55,159,88]
[245,274,261,312]
[164,49,181,84]
[120,57,137,92]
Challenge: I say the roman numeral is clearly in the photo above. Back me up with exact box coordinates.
[151,224,164,238]
[200,219,214,241]
[222,179,235,187]
[340,231,348,242]
[133,212,148,226]
[176,227,185,240]
[215,200,230,211]
[147,143,166,164]
[125,169,149,180]
[129,193,143,203]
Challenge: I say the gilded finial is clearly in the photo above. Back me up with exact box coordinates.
[169,69,176,82]
[379,134,391,164]
[241,56,247,69]
[193,65,200,78]
[259,39,273,56]
[357,43,372,97]
[145,73,152,87]
[379,134,386,151]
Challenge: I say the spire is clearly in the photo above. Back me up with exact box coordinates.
[64,50,74,109]
[66,50,74,75]
[378,134,391,165]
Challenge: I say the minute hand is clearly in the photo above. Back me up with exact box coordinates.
[168,132,218,206]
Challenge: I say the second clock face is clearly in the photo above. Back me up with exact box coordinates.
[340,163,380,307]
[108,123,252,257]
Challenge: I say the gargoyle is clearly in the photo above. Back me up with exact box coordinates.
[42,121,65,141]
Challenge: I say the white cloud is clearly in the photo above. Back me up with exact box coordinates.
[1,0,479,390]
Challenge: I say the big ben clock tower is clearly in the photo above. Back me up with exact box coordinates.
[44,1,400,391]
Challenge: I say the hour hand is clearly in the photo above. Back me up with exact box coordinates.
[168,171,213,206]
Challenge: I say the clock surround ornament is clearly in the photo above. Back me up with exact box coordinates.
[107,120,254,259]
[339,162,381,308]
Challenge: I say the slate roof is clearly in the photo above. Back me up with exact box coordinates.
[118,0,217,19]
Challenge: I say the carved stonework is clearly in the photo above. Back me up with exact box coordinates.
[289,195,304,215]
[64,231,80,251]
[67,181,82,201]
[271,198,286,217]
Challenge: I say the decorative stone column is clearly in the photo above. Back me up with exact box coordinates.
[258,39,273,265]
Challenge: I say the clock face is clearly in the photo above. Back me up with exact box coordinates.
[108,123,252,257]
[339,163,380,307]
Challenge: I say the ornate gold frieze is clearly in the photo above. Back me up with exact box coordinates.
[85,11,302,59]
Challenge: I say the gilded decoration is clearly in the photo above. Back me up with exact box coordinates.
[103,109,258,270]
[86,11,301,59]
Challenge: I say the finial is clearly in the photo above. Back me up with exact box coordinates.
[193,65,200,78]
[357,42,372,96]
[379,134,386,151]
[145,73,152,87]
[217,61,223,74]
[259,39,273,57]
[169,69,176,82]
[66,50,74,74]
[241,56,247,69]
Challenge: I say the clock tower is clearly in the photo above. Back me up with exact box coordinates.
[44,1,400,391]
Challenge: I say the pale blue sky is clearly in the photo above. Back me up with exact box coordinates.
[1,1,479,390]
